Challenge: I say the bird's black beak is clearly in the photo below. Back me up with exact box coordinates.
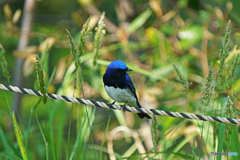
[127,68,133,72]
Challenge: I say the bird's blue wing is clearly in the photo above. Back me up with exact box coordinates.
[125,74,138,100]
[125,73,145,110]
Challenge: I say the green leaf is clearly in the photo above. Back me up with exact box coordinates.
[178,25,202,49]
[0,127,22,159]
[126,9,152,34]
[12,112,28,160]
[69,117,86,160]
[0,153,22,160]
[36,115,49,160]
[160,24,174,36]
[167,133,198,160]
[217,123,224,160]
[100,116,111,160]
[230,125,240,160]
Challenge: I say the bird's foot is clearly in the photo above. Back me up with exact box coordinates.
[111,101,116,105]
[109,101,116,110]
[122,101,128,112]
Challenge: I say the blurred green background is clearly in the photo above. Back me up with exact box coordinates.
[0,0,240,159]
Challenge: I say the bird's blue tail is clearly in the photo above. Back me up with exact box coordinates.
[137,101,151,119]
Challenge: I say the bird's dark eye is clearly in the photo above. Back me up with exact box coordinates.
[115,69,120,71]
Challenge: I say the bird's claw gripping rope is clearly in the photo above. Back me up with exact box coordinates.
[121,101,128,112]
[0,83,239,125]
[108,101,116,110]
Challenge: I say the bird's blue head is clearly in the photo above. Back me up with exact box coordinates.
[105,60,132,78]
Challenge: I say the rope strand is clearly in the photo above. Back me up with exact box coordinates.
[0,83,239,125]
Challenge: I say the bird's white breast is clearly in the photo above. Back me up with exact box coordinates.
[104,86,137,106]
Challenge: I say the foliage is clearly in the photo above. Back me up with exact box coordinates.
[172,62,191,94]
[12,112,28,160]
[217,20,231,85]
[0,0,240,159]
[35,54,47,104]
[0,45,10,82]
[223,93,237,141]
[93,12,105,66]
[200,62,215,106]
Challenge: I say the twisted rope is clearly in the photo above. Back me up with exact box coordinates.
[0,83,239,125]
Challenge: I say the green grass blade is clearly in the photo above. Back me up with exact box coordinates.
[36,115,49,160]
[12,112,28,160]
[160,120,187,159]
[0,126,22,159]
[100,116,111,160]
[0,126,12,156]
[126,8,152,34]
[166,133,197,160]
[79,106,97,159]
[46,67,56,88]
[48,106,57,160]
[26,98,41,147]
[0,153,22,160]
[2,83,11,114]
[86,144,122,159]
[1,91,22,159]
[163,152,193,159]
[121,140,141,158]
[26,67,55,148]
[217,123,224,160]
[56,104,66,159]
[69,117,86,160]
[230,125,240,160]
[66,105,73,160]
[113,110,131,142]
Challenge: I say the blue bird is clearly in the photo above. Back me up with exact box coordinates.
[103,60,151,119]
